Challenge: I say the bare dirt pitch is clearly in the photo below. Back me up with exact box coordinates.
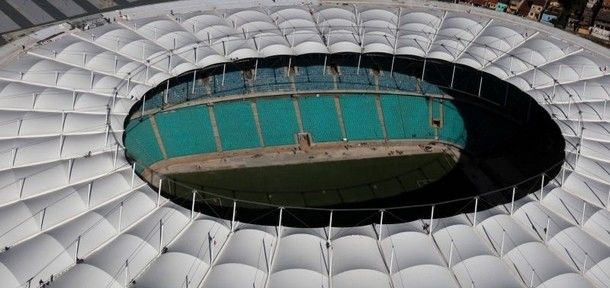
[143,140,467,208]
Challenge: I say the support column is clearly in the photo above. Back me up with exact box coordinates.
[561,163,566,186]
[278,207,284,236]
[448,240,454,268]
[581,202,587,226]
[328,211,333,242]
[500,229,506,257]
[118,202,124,233]
[254,58,259,81]
[125,260,130,287]
[164,79,169,104]
[191,190,196,219]
[327,210,333,288]
[191,70,197,95]
[477,75,483,97]
[388,247,395,275]
[378,210,384,241]
[157,179,162,207]
[429,205,435,236]
[113,144,119,168]
[18,178,25,199]
[231,201,237,232]
[544,217,550,243]
[450,64,456,88]
[40,208,47,230]
[75,236,81,262]
[583,253,588,274]
[159,219,164,254]
[472,197,479,227]
[130,162,136,188]
[421,58,427,81]
[539,174,545,200]
[510,187,516,215]
[87,182,93,208]
[221,63,226,86]
[323,55,328,75]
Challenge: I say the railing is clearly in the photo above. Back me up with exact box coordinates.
[128,156,566,227]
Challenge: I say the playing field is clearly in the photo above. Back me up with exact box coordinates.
[168,152,457,208]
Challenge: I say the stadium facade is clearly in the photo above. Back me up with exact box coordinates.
[0,1,608,288]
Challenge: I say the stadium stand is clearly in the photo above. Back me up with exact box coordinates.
[124,117,164,167]
[298,95,344,143]
[143,88,165,111]
[4,2,608,288]
[127,90,526,165]
[336,66,375,90]
[213,100,260,151]
[155,106,217,157]
[420,80,444,95]
[339,94,384,140]
[256,97,299,146]
[380,95,435,140]
[439,101,468,147]
[212,69,247,97]
[251,66,292,93]
[294,65,335,91]
[192,74,208,98]
[394,73,420,93]
[166,77,189,104]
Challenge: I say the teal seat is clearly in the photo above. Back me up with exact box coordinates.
[298,95,343,143]
[439,101,467,147]
[124,117,164,167]
[340,94,383,140]
[381,95,435,139]
[256,97,299,146]
[214,101,261,150]
[156,106,217,157]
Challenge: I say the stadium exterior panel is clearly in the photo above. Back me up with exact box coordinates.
[0,1,608,288]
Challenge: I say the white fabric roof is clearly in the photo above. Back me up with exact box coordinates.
[0,1,606,288]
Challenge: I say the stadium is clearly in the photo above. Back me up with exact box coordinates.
[0,0,608,288]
